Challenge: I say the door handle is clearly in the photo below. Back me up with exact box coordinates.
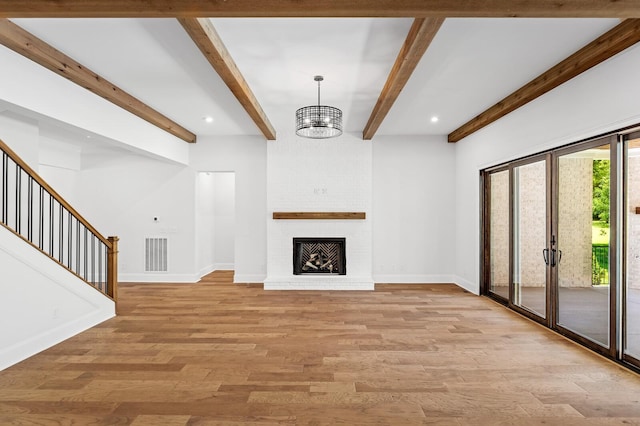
[557,249,562,265]
[543,248,549,265]
[551,248,560,267]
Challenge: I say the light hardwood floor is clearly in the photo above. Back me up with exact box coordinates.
[1,270,640,425]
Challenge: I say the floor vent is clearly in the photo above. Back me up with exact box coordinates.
[145,237,168,272]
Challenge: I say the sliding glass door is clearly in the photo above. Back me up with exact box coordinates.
[483,135,620,363]
[512,158,548,319]
[486,169,509,300]
[624,132,640,367]
[553,137,615,354]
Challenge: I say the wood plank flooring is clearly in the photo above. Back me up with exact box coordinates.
[2,270,640,425]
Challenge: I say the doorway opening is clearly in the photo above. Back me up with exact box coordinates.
[196,171,235,276]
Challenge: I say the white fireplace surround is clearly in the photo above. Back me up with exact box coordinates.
[265,134,373,290]
[263,275,374,290]
[264,219,374,290]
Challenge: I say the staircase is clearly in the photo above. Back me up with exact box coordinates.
[0,137,118,370]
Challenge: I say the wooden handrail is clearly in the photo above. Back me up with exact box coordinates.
[107,236,119,305]
[0,220,116,301]
[0,137,111,247]
[0,137,118,300]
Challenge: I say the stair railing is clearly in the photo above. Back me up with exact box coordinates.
[0,137,118,302]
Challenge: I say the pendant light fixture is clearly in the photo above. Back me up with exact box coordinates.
[295,75,343,139]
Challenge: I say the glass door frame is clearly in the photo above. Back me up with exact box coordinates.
[481,153,553,328]
[550,135,618,359]
[622,130,640,369]
[509,154,553,326]
[480,165,509,303]
[479,129,640,372]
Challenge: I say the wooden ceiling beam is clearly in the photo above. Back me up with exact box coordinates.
[363,17,444,140]
[0,19,196,143]
[448,18,640,143]
[178,18,276,140]
[1,1,640,18]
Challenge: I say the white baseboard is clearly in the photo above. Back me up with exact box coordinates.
[198,264,216,278]
[373,274,455,284]
[119,272,481,293]
[0,309,113,371]
[198,264,235,281]
[264,276,374,291]
[0,225,115,371]
[213,263,234,271]
[453,275,479,295]
[118,273,200,283]
[233,274,266,284]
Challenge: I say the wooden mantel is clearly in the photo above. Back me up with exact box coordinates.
[272,212,366,220]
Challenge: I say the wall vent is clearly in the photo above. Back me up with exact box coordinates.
[145,237,168,272]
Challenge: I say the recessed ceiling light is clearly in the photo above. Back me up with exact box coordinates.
[431,116,439,123]
[203,116,214,123]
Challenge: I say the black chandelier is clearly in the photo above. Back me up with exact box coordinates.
[295,75,343,139]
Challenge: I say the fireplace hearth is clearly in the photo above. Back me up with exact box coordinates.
[293,238,346,275]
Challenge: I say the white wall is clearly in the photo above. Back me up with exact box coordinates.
[190,136,267,283]
[196,172,216,276]
[38,164,79,207]
[10,37,638,295]
[373,135,456,283]
[75,154,197,282]
[0,46,189,165]
[0,111,39,169]
[454,43,640,294]
[7,128,264,284]
[33,129,460,288]
[195,171,236,277]
[265,132,373,290]
[0,113,204,283]
[213,172,236,270]
[38,135,82,203]
[0,225,115,371]
[0,111,115,371]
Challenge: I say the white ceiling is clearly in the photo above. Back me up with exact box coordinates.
[6,17,622,142]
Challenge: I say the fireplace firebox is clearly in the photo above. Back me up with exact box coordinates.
[293,238,346,275]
